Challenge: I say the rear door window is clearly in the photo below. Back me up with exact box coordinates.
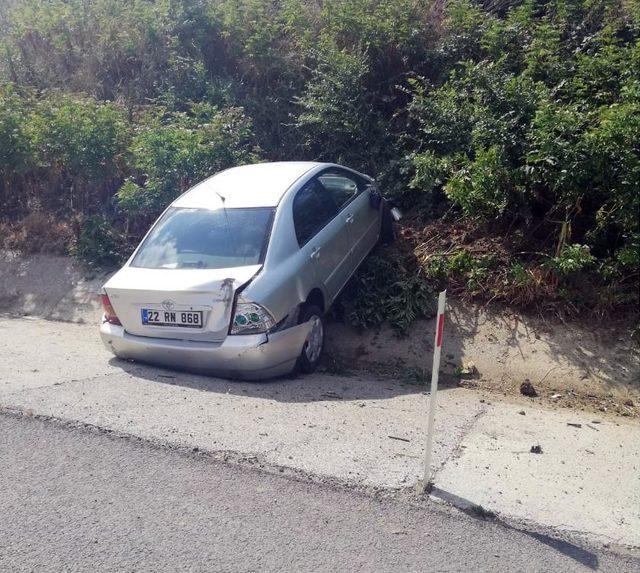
[292,180,339,246]
[318,170,361,210]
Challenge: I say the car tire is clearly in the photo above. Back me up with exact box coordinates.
[295,304,325,374]
[379,200,395,245]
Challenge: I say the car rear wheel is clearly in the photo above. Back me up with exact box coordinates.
[295,304,324,374]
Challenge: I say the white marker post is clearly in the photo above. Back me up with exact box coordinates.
[418,290,447,495]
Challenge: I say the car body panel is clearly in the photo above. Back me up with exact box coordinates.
[172,162,320,209]
[347,188,382,268]
[100,320,312,380]
[307,210,353,302]
[104,265,260,342]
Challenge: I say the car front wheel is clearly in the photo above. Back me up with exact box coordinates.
[296,304,324,374]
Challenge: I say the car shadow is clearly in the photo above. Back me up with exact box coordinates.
[107,356,460,403]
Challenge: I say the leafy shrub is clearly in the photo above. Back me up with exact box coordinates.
[0,85,32,214]
[507,261,531,288]
[295,44,386,173]
[445,146,514,219]
[20,92,130,214]
[525,102,590,206]
[547,244,595,277]
[117,104,259,221]
[334,253,435,332]
[71,216,125,269]
[0,0,637,320]
[27,93,129,181]
[409,151,448,197]
[0,84,30,174]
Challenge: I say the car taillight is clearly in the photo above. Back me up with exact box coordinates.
[230,299,275,335]
[100,293,122,326]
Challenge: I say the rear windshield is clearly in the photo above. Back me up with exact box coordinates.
[131,207,274,270]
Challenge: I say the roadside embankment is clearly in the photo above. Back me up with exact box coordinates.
[1,250,638,416]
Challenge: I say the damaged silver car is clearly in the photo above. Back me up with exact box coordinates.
[100,161,394,379]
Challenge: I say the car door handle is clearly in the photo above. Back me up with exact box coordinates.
[310,246,321,259]
[345,214,354,224]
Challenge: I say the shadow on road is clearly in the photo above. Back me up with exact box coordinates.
[430,487,599,570]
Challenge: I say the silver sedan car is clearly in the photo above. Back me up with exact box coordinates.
[100,162,389,379]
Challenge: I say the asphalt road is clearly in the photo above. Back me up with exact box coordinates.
[1,414,636,572]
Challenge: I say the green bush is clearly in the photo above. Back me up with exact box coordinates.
[445,146,514,219]
[0,85,32,214]
[295,44,386,173]
[71,215,125,269]
[27,93,130,179]
[0,0,636,318]
[117,104,259,221]
[335,254,435,332]
[547,244,596,277]
[0,85,30,173]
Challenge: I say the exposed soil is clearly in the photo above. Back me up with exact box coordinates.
[323,304,639,420]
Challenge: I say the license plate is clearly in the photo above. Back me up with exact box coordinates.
[141,309,203,328]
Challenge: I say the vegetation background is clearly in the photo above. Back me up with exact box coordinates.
[0,0,638,329]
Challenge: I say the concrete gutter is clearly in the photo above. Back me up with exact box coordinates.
[433,399,640,548]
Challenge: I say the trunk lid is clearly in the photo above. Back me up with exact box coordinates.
[104,265,260,342]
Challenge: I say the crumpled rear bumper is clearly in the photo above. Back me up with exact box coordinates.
[99,320,311,380]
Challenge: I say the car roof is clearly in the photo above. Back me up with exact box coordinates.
[172,162,326,209]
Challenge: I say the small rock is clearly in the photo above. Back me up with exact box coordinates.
[518,410,526,415]
[624,399,634,407]
[550,393,562,401]
[530,445,543,454]
[567,422,582,428]
[520,380,538,397]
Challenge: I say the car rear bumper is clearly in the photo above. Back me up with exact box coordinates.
[100,320,311,380]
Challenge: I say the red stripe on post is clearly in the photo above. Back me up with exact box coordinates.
[436,313,445,347]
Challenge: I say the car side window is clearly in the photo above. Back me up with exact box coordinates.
[292,180,339,246]
[318,170,361,210]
